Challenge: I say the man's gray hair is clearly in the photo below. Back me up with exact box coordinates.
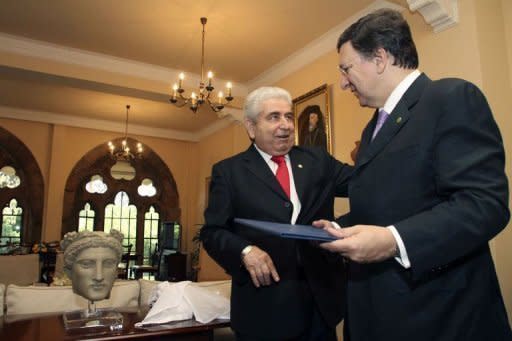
[244,86,292,121]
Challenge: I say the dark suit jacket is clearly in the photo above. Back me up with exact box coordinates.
[341,74,511,341]
[201,145,352,339]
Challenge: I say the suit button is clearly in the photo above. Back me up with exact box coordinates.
[284,202,291,208]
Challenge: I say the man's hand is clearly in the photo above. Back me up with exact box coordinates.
[242,246,280,287]
[313,222,397,263]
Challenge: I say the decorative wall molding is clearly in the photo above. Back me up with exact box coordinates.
[0,32,247,97]
[247,0,405,90]
[0,105,244,142]
[0,106,200,142]
[195,109,242,139]
[407,0,459,33]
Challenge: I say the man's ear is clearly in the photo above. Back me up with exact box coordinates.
[244,118,256,140]
[374,47,389,74]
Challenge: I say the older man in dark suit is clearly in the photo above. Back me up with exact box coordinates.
[316,8,511,341]
[200,86,352,340]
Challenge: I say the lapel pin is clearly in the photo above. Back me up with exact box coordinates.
[298,164,303,168]
[396,117,402,123]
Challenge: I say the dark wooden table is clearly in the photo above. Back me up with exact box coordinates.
[131,264,158,280]
[0,307,230,340]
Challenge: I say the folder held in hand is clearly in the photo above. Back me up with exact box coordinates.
[234,218,337,242]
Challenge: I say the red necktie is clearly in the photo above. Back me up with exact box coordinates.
[271,155,290,198]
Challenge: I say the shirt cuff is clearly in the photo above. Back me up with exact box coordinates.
[387,225,411,269]
[331,221,342,229]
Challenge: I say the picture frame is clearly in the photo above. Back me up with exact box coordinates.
[292,84,332,153]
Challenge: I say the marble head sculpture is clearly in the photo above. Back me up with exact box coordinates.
[61,230,124,302]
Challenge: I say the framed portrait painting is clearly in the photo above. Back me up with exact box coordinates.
[292,84,332,153]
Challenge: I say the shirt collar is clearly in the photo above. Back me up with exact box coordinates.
[382,69,421,114]
[253,143,289,163]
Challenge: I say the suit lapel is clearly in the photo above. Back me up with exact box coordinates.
[243,145,288,200]
[355,73,430,171]
[288,147,309,200]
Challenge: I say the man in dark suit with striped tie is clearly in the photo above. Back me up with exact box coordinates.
[316,8,511,341]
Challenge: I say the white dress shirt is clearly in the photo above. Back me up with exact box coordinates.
[378,69,421,269]
[253,145,301,224]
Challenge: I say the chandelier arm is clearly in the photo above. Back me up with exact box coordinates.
[201,18,206,84]
[124,105,130,141]
[177,92,191,102]
[173,99,189,108]
[206,97,223,112]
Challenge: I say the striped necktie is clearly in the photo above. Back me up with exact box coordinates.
[371,109,389,141]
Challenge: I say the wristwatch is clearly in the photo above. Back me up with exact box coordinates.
[241,245,253,260]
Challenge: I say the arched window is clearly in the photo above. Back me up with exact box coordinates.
[62,137,180,267]
[1,198,23,244]
[143,206,159,265]
[104,191,137,248]
[0,127,44,245]
[78,203,95,232]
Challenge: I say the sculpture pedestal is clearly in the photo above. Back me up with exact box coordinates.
[63,301,123,331]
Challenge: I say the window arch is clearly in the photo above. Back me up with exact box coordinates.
[0,126,44,245]
[62,137,181,264]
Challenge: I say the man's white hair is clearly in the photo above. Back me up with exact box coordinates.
[244,87,292,121]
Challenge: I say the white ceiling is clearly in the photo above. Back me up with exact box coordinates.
[0,0,406,140]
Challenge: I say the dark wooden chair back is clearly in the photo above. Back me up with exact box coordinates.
[117,243,133,279]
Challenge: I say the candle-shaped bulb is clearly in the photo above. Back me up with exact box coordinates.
[207,71,213,86]
[191,92,197,106]
[178,73,185,88]
[218,91,224,104]
[172,83,178,99]
[226,82,232,97]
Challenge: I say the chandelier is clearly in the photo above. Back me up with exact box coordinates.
[107,105,143,161]
[170,17,233,113]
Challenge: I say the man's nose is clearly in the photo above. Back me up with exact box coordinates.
[279,117,293,129]
[339,74,350,90]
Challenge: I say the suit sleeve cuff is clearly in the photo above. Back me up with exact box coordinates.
[387,225,411,269]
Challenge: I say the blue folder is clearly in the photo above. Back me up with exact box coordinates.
[234,218,337,242]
